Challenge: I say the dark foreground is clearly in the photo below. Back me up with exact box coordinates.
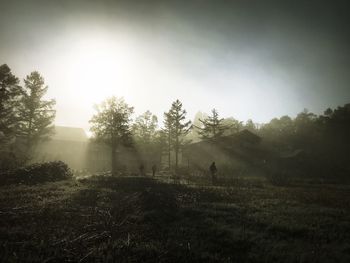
[0,176,349,262]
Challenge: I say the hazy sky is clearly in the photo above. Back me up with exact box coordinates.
[1,0,350,131]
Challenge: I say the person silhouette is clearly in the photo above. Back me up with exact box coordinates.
[152,164,157,177]
[209,162,217,185]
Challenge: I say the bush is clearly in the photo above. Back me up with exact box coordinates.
[0,161,72,185]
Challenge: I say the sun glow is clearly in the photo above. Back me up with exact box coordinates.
[47,31,178,130]
[64,35,137,104]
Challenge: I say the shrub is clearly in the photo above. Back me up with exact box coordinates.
[0,161,72,185]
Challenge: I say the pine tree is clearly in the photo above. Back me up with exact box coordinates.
[0,64,22,145]
[18,71,56,156]
[89,97,134,175]
[163,110,174,170]
[197,108,228,140]
[168,99,191,170]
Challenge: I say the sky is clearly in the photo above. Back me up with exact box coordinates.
[1,0,350,132]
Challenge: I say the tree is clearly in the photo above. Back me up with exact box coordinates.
[196,108,228,140]
[132,110,159,166]
[186,111,208,142]
[221,117,243,135]
[18,71,56,156]
[132,110,158,145]
[167,99,191,170]
[163,110,174,169]
[89,97,134,175]
[0,64,22,145]
[245,119,257,132]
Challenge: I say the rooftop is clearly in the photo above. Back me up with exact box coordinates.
[52,126,88,142]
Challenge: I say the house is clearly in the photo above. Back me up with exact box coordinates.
[181,129,264,173]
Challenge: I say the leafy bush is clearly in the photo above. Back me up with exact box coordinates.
[0,161,72,185]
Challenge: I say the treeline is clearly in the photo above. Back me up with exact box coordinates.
[88,99,255,175]
[89,98,192,175]
[258,106,350,178]
[0,64,56,169]
[89,97,350,179]
[2,63,349,179]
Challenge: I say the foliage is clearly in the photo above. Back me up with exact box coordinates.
[162,110,174,169]
[196,108,229,140]
[167,99,191,170]
[259,104,350,178]
[0,161,72,185]
[244,119,257,132]
[132,110,162,167]
[17,71,56,155]
[0,64,22,146]
[221,117,243,135]
[89,97,134,175]
[132,110,158,145]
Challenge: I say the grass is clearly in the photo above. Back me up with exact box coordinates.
[0,175,350,262]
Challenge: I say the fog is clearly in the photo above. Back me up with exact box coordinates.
[1,0,350,132]
[1,1,350,261]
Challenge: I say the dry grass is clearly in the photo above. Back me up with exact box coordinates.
[0,175,349,262]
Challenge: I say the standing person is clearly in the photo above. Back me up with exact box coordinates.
[209,162,218,185]
[152,164,157,177]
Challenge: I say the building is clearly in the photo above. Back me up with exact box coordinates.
[181,129,265,174]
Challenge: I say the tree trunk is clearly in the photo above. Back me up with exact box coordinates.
[25,115,33,163]
[111,145,116,176]
[175,144,179,171]
[168,134,171,170]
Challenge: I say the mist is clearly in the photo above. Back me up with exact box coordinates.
[1,0,350,132]
[1,0,350,262]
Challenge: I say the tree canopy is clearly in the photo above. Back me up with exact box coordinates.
[17,71,56,155]
[89,97,134,175]
[197,108,228,140]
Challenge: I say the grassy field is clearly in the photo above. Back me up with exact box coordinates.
[0,175,350,262]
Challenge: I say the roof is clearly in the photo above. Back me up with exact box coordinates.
[231,129,261,144]
[52,126,88,142]
[185,129,261,149]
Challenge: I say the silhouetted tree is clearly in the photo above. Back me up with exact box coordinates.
[222,117,243,135]
[163,110,174,169]
[132,110,159,167]
[197,108,228,140]
[167,99,191,170]
[17,71,55,157]
[153,129,167,167]
[186,111,208,142]
[132,110,158,145]
[0,64,21,145]
[245,119,257,132]
[89,97,133,175]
